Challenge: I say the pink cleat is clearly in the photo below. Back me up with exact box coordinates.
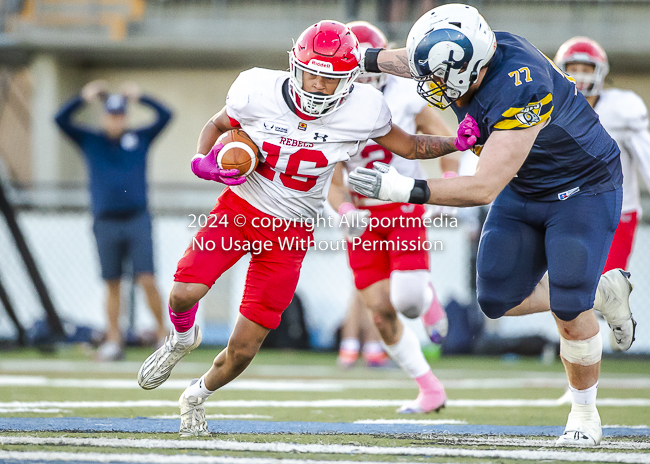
[397,388,447,414]
[397,371,447,414]
[422,283,448,344]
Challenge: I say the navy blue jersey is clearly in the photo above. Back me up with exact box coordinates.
[55,95,172,217]
[452,31,622,201]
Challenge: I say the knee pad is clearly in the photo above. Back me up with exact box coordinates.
[389,270,430,319]
[560,332,602,366]
[477,290,511,319]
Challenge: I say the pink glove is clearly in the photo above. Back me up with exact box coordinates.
[190,143,246,186]
[454,114,480,151]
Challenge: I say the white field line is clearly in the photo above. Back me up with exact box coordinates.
[417,435,650,450]
[150,414,273,420]
[354,419,468,425]
[2,374,650,391]
[0,376,342,392]
[1,437,650,463]
[604,425,650,429]
[1,398,649,409]
[0,408,69,414]
[0,451,392,464]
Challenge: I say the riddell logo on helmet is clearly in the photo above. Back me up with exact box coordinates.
[308,59,333,70]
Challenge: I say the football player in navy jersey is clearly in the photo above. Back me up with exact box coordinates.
[348,3,637,447]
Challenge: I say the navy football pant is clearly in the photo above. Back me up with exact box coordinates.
[476,185,622,322]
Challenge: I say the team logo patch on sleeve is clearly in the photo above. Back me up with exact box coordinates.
[494,93,553,130]
[515,103,542,126]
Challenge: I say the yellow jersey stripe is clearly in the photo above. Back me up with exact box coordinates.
[493,106,553,130]
[501,93,553,118]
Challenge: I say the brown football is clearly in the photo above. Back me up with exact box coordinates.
[215,129,259,177]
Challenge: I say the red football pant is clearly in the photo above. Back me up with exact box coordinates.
[602,211,638,273]
[174,188,312,329]
[347,203,429,290]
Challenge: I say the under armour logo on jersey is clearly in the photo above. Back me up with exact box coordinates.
[313,133,328,142]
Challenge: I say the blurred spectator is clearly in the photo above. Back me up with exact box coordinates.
[55,80,172,361]
[555,38,650,275]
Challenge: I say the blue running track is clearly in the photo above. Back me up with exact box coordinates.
[0,418,648,437]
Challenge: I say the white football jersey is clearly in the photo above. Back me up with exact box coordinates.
[344,75,427,182]
[596,88,650,214]
[226,68,392,219]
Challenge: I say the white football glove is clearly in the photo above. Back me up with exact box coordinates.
[348,162,415,203]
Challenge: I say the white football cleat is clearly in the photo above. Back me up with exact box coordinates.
[179,380,210,438]
[556,405,602,447]
[595,269,636,351]
[137,325,202,390]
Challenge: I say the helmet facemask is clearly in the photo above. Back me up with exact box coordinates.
[568,70,601,96]
[289,55,359,117]
[414,53,475,109]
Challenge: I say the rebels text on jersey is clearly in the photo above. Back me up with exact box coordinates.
[226,68,392,219]
[452,32,622,201]
[344,75,427,184]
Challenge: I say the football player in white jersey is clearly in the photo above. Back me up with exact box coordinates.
[555,37,650,279]
[331,21,459,414]
[135,20,477,436]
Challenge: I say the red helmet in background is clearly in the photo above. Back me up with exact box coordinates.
[289,20,360,117]
[347,20,389,90]
[554,36,609,97]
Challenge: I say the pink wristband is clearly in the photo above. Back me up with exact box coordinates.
[338,202,356,216]
[442,171,457,179]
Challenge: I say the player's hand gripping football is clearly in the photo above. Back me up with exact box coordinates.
[348,162,417,203]
[190,143,246,186]
[454,114,480,151]
[338,202,370,239]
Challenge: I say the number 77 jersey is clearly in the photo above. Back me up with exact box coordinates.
[225,68,392,220]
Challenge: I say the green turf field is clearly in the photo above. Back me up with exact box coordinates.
[1,346,649,463]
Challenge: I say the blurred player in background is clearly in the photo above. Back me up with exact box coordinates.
[330,21,459,414]
[55,80,172,361]
[348,4,636,446]
[555,37,650,277]
[136,20,476,436]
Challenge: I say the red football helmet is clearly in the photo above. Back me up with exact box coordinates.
[289,20,360,117]
[347,21,388,89]
[554,36,609,97]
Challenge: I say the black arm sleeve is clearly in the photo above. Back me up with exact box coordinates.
[408,179,431,204]
[364,48,384,74]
